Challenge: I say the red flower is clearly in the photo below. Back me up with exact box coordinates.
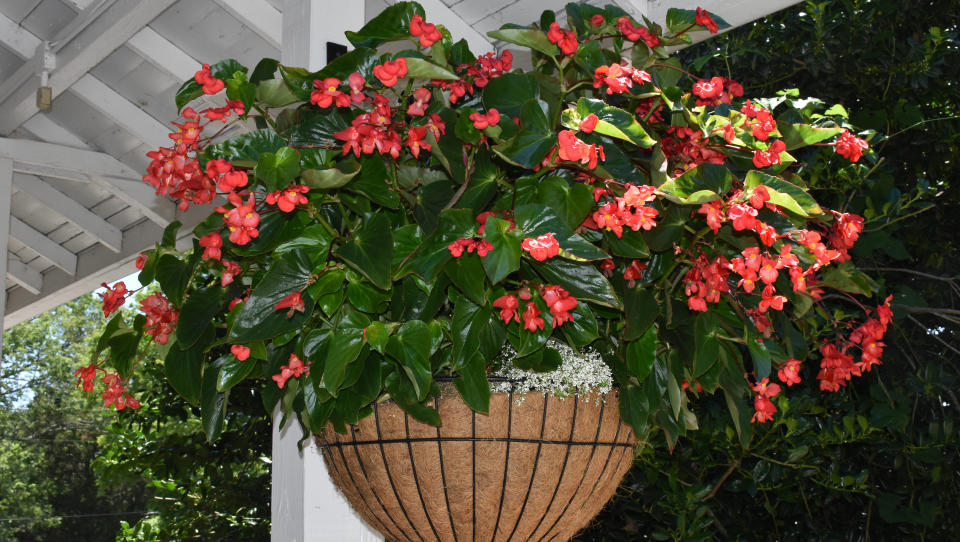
[194,63,224,95]
[101,373,140,410]
[493,294,520,324]
[557,130,605,169]
[778,358,803,386]
[348,72,366,103]
[692,77,724,100]
[475,239,494,257]
[218,170,249,193]
[817,343,858,392]
[140,292,178,344]
[616,17,659,47]
[273,353,309,389]
[220,192,260,245]
[623,260,647,282]
[522,301,545,332]
[469,108,500,130]
[74,364,98,392]
[579,113,599,133]
[221,260,242,286]
[546,22,578,55]
[727,203,758,231]
[275,291,306,318]
[749,186,771,209]
[448,238,475,257]
[405,126,431,158]
[98,281,127,318]
[590,14,605,26]
[266,184,310,213]
[135,252,149,270]
[752,140,786,168]
[407,87,431,116]
[521,233,560,261]
[199,232,223,260]
[373,58,408,87]
[409,14,442,48]
[750,376,781,423]
[311,77,350,108]
[835,130,869,162]
[231,344,251,361]
[695,7,719,33]
[698,201,725,233]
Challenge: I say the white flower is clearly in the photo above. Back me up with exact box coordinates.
[491,339,612,400]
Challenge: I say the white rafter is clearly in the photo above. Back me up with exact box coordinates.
[127,26,200,82]
[9,217,78,275]
[13,173,123,252]
[71,74,170,148]
[7,257,43,296]
[0,137,174,226]
[0,11,41,59]
[214,0,283,50]
[0,0,178,135]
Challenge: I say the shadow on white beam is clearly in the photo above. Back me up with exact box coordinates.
[7,257,43,295]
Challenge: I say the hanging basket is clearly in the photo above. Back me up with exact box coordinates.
[317,388,634,542]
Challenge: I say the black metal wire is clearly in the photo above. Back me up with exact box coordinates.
[434,397,459,542]
[537,397,607,540]
[374,402,424,542]
[319,436,631,449]
[471,407,477,542]
[490,390,514,542]
[505,393,550,541]
[527,395,579,540]
[404,412,443,541]
[563,412,632,533]
[347,426,413,541]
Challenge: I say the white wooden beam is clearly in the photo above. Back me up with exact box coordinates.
[71,74,170,148]
[0,11,41,58]
[62,0,98,12]
[3,202,210,329]
[418,0,494,55]
[21,115,91,149]
[7,258,42,295]
[215,0,283,50]
[9,217,77,275]
[126,26,200,82]
[13,174,123,252]
[0,0,178,135]
[0,158,12,358]
[0,137,174,226]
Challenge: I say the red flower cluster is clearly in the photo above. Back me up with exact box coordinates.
[448,237,494,257]
[546,22,578,56]
[616,16,659,47]
[817,296,892,391]
[695,7,719,33]
[275,291,306,318]
[750,376,781,423]
[311,77,351,108]
[593,63,651,95]
[541,284,578,327]
[273,353,309,389]
[231,344,251,361]
[266,184,309,212]
[660,125,725,175]
[221,260,242,286]
[740,100,777,141]
[778,358,803,386]
[590,14,605,26]
[683,252,731,312]
[728,247,789,313]
[135,252,148,269]
[140,292,178,344]
[407,88,431,116]
[692,76,742,107]
[217,192,260,245]
[74,363,98,392]
[469,108,500,130]
[98,281,127,318]
[432,50,513,104]
[636,98,664,124]
[101,373,140,410]
[623,259,647,286]
[834,129,869,162]
[521,233,560,261]
[194,64,224,94]
[589,184,659,238]
[334,94,404,158]
[752,140,786,168]
[493,284,578,330]
[199,232,223,260]
[829,211,864,262]
[409,14,442,48]
[373,58,408,87]
[557,130,605,169]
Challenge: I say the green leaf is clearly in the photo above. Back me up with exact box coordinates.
[657,163,733,204]
[402,56,459,80]
[254,146,301,192]
[204,129,286,167]
[280,48,380,100]
[486,26,558,57]
[564,98,657,148]
[820,261,878,296]
[643,205,688,252]
[174,59,247,111]
[619,385,650,433]
[301,160,361,189]
[385,369,440,425]
[562,301,600,348]
[336,212,394,290]
[493,99,555,168]
[777,121,843,150]
[217,355,256,392]
[693,312,720,377]
[396,209,475,280]
[626,327,657,382]
[250,57,279,84]
[605,230,650,259]
[651,57,683,89]
[229,249,316,342]
[176,287,224,348]
[164,341,204,405]
[349,157,400,208]
[454,351,490,413]
[386,320,433,401]
[482,216,523,285]
[225,76,256,115]
[532,258,620,308]
[345,2,425,48]
[201,357,229,442]
[283,108,351,147]
[444,253,487,305]
[450,292,504,371]
[744,171,822,216]
[156,254,192,307]
[321,328,365,396]
[664,8,730,34]
[256,79,300,107]
[514,346,563,372]
[748,338,772,380]
[624,287,658,340]
[514,203,608,261]
[536,176,595,231]
[364,321,391,354]
[482,73,540,119]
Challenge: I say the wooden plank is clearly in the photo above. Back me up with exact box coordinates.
[7,258,43,295]
[9,217,78,275]
[214,0,283,50]
[71,74,170,148]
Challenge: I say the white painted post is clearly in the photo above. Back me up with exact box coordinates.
[272,2,382,541]
[0,158,13,362]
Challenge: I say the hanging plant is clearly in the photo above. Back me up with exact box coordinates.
[80,0,887,478]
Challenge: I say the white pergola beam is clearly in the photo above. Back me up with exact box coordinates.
[13,174,123,252]
[71,74,170,148]
[215,0,283,50]
[62,0,98,12]
[0,11,41,59]
[7,258,42,296]
[0,158,11,356]
[0,136,175,226]
[22,115,91,149]
[0,0,178,136]
[9,217,77,275]
[127,27,200,82]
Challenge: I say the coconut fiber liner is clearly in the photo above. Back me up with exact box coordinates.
[317,389,635,542]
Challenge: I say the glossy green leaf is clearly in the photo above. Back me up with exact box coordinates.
[364,321,391,354]
[454,350,490,413]
[482,216,523,285]
[493,99,555,168]
[533,258,620,308]
[396,209,475,280]
[283,108,350,147]
[561,301,600,348]
[624,287,658,340]
[536,176,595,231]
[748,338,772,380]
[693,312,720,377]
[302,160,361,189]
[349,157,400,208]
[384,369,441,425]
[444,253,487,305]
[321,328,365,396]
[744,171,822,216]
[820,261,878,296]
[280,48,380,100]
[657,163,733,204]
[254,146,301,191]
[229,249,316,342]
[203,129,287,167]
[605,230,650,259]
[514,203,608,261]
[386,320,433,401]
[156,254,192,307]
[777,121,843,150]
[403,56,459,80]
[345,2,424,48]
[176,287,224,348]
[217,355,256,392]
[201,356,229,442]
[618,384,650,434]
[626,327,657,382]
[482,73,540,119]
[336,212,394,290]
[164,341,204,405]
[487,26,558,57]
[564,98,657,147]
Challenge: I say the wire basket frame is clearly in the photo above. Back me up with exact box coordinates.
[317,390,635,542]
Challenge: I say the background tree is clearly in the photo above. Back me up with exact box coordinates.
[580,0,959,539]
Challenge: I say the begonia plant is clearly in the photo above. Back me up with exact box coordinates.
[80,2,889,445]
